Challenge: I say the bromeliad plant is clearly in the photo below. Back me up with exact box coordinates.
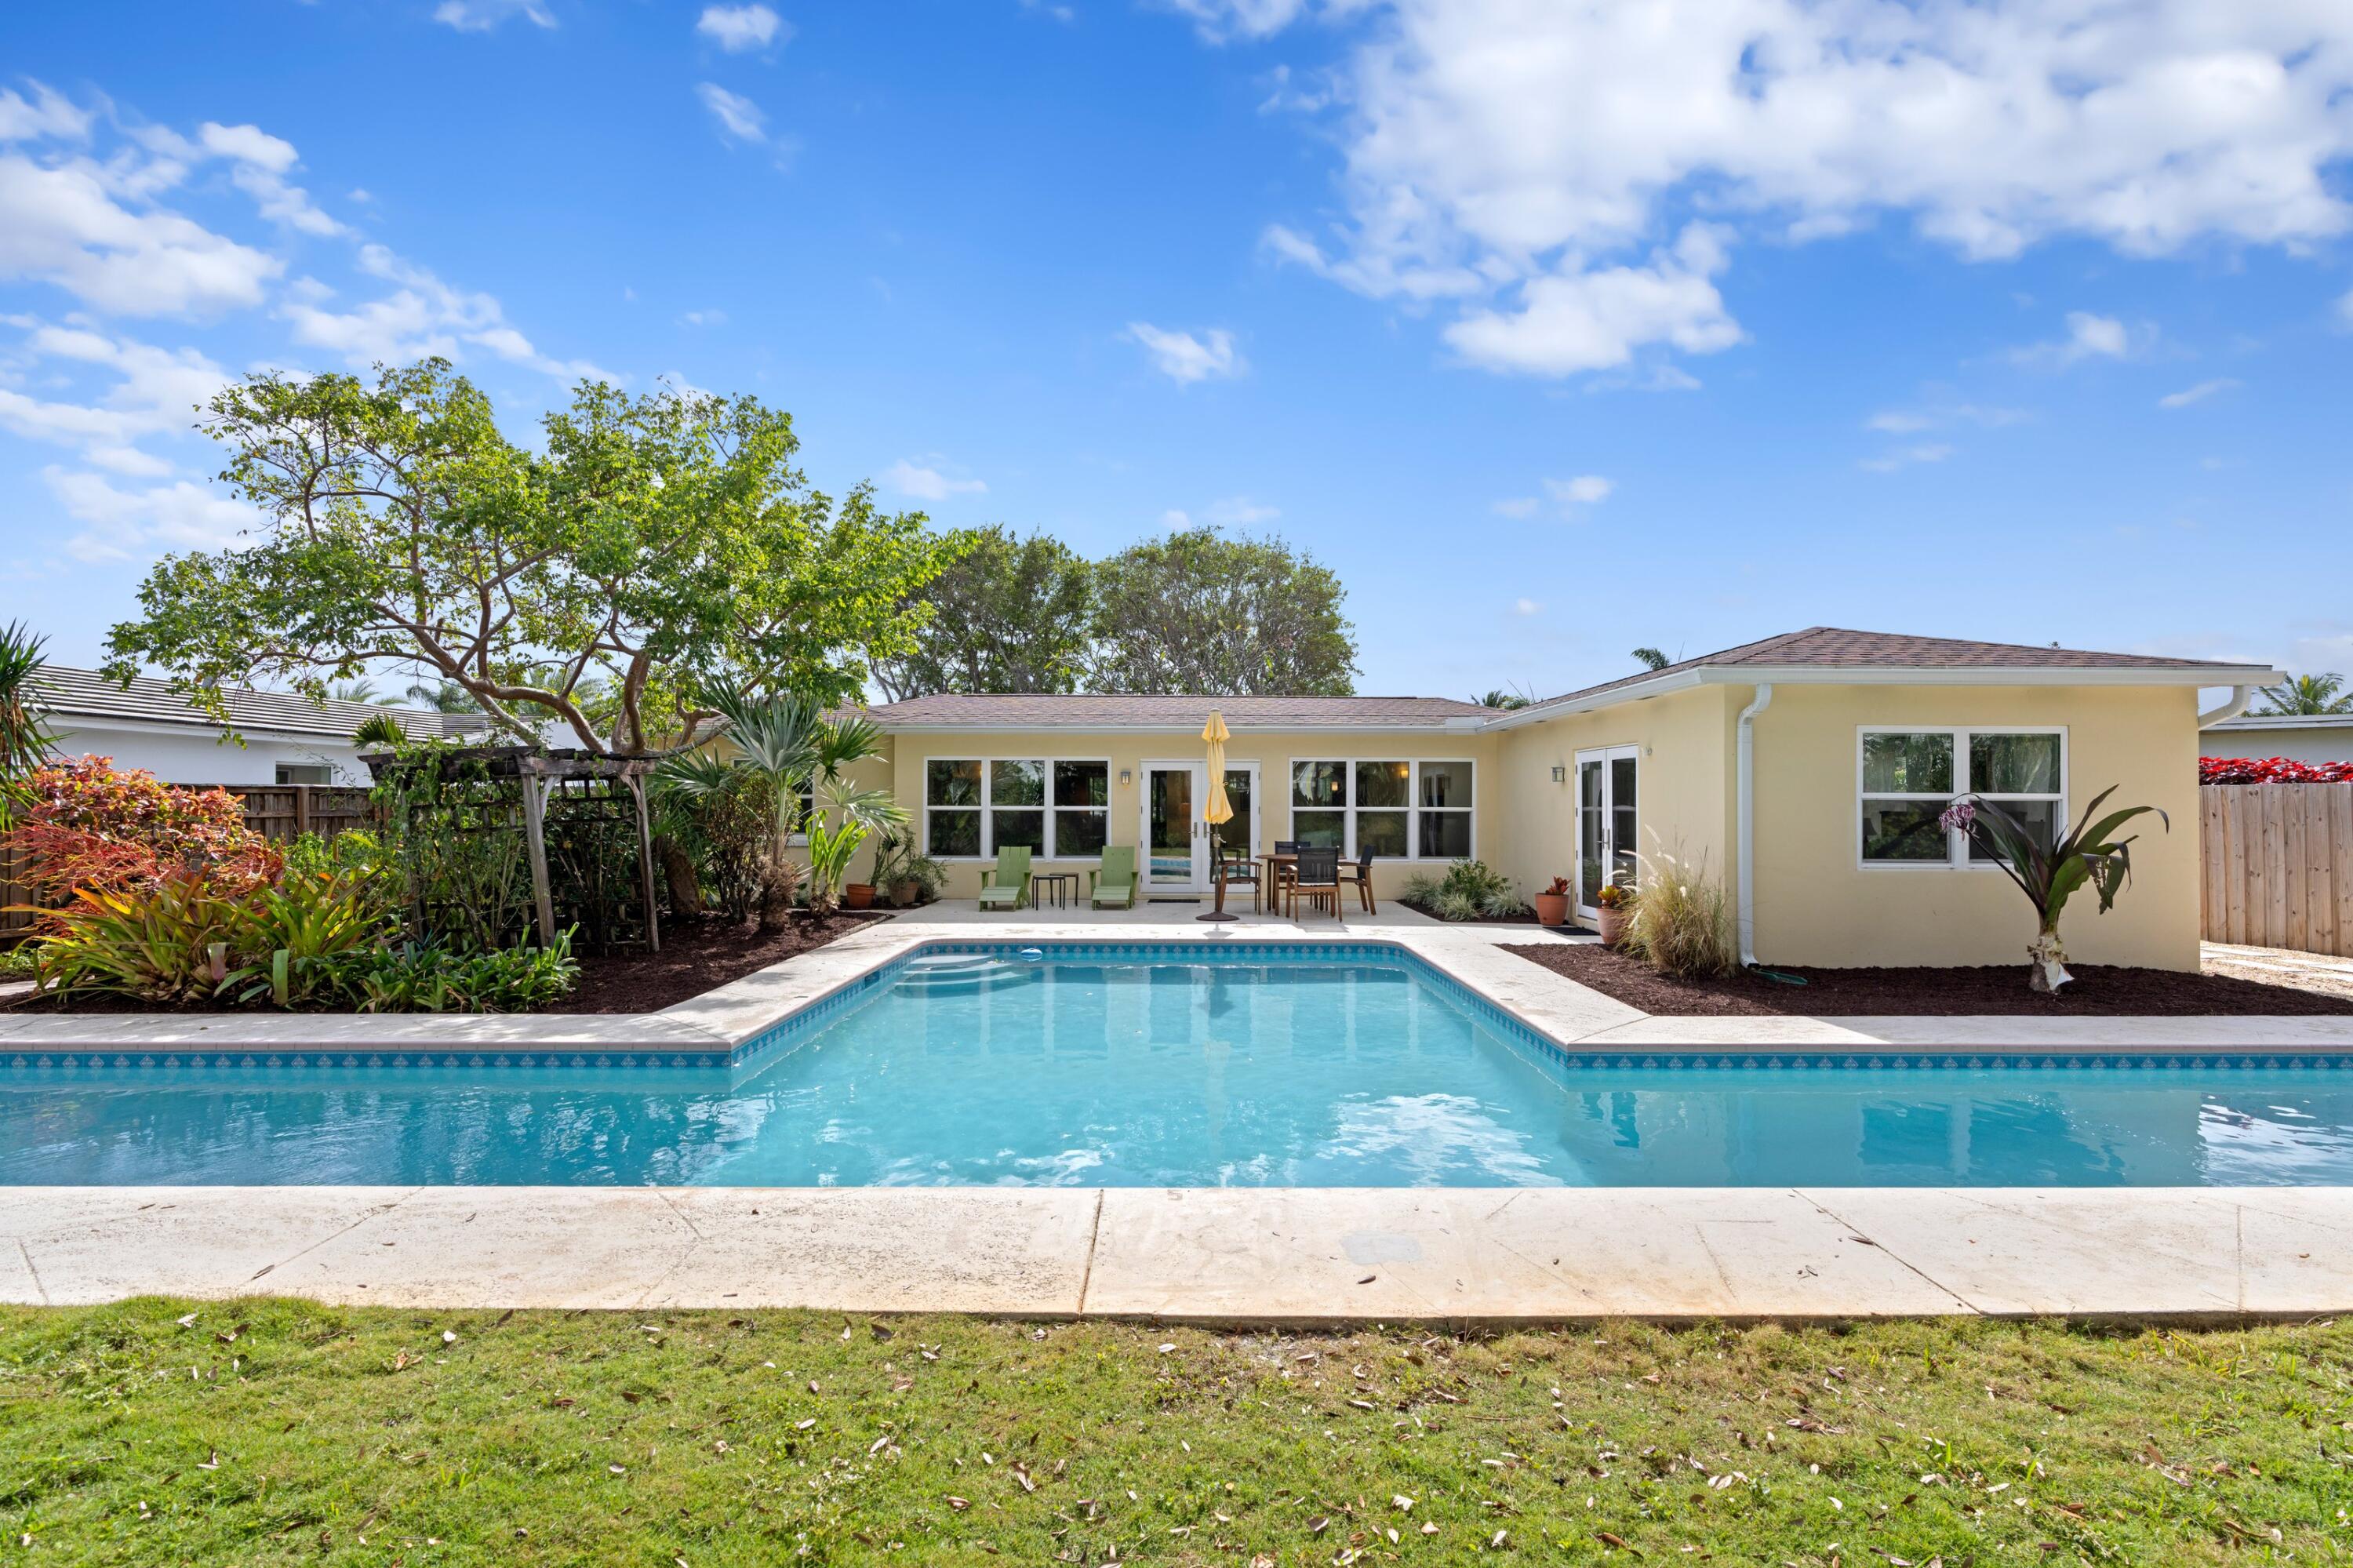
[1939,786,2167,994]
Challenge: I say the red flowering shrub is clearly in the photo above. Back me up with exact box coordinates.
[5,755,281,916]
[2200,755,2353,784]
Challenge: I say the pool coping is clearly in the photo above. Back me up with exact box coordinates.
[5,1182,2350,1322]
[9,919,2353,1067]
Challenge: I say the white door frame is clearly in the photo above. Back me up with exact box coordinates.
[1212,759,1262,860]
[1140,759,1208,894]
[1573,745,1641,922]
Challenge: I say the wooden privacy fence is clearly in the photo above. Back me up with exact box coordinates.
[2,783,376,943]
[2202,782,2353,958]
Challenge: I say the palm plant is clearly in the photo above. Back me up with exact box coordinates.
[1631,646,1671,671]
[1939,786,2166,994]
[0,621,57,831]
[2254,672,2352,716]
[351,712,408,750]
[1473,687,1532,709]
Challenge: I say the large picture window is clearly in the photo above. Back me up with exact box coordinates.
[1289,759,1475,860]
[925,758,1111,859]
[1859,727,2065,868]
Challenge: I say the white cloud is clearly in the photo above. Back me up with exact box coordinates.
[696,83,769,145]
[1544,475,1611,509]
[0,322,227,472]
[2010,311,2144,369]
[1859,443,1955,473]
[1511,597,1540,616]
[1204,495,1279,526]
[1490,497,1539,519]
[1442,224,1740,377]
[279,244,610,381]
[1233,0,2353,377]
[2339,289,2353,327]
[433,0,555,31]
[679,309,727,327]
[0,84,93,144]
[885,459,987,501]
[42,464,261,562]
[2158,377,2241,409]
[697,4,789,53]
[0,154,282,315]
[1865,402,2027,434]
[1126,322,1246,384]
[1159,508,1191,529]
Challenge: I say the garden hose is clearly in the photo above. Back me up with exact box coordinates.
[1746,964,1808,985]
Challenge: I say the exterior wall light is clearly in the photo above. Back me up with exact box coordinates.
[1550,765,1566,784]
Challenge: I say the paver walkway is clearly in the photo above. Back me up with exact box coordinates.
[5,1184,2347,1319]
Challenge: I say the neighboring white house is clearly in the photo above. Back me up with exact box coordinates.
[2201,712,2353,765]
[31,666,484,787]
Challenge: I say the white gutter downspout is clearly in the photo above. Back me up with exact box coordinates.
[2197,684,2257,728]
[1735,683,1773,970]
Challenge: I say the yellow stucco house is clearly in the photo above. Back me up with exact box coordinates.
[849,628,2278,972]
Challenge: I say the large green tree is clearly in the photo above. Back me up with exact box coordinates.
[869,526,1093,700]
[104,361,951,755]
[1086,525,1357,696]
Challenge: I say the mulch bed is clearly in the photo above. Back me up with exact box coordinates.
[2,911,891,1016]
[1398,898,1592,933]
[1502,940,2353,1017]
[542,911,892,1013]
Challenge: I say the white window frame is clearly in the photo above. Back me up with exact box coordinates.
[1284,757,1477,861]
[1855,726,2068,871]
[922,756,1111,860]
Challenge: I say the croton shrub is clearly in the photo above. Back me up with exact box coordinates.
[2201,755,2353,784]
[6,755,282,915]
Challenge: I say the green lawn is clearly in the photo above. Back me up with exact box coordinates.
[3,1301,2349,1565]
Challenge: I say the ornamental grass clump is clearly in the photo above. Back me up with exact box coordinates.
[1622,847,1734,980]
[1402,859,1521,921]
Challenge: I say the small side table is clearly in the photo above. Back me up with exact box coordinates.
[1031,871,1079,909]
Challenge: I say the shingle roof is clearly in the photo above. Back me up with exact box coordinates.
[866,693,1495,729]
[1511,627,2272,718]
[31,666,485,742]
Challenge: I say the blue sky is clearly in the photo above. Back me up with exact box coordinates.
[3,0,2350,702]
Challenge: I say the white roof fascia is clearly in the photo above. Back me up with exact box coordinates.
[47,713,376,747]
[875,722,1479,736]
[1478,663,2283,731]
[2206,712,2353,730]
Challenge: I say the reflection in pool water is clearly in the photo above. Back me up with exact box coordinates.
[5,959,2349,1187]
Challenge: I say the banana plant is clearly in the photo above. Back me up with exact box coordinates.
[1939,786,2166,993]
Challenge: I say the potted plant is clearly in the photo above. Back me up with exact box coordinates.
[1533,875,1571,927]
[1594,880,1631,947]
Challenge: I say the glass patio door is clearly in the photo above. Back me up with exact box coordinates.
[1141,762,1206,893]
[1575,746,1640,920]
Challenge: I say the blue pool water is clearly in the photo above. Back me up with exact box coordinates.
[5,946,2351,1188]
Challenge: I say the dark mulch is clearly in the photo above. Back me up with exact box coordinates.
[1502,940,2353,1017]
[542,910,893,1013]
[3,911,893,1016]
[1398,898,1594,934]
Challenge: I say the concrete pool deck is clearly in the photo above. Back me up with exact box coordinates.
[5,1184,2350,1321]
[10,904,2353,1057]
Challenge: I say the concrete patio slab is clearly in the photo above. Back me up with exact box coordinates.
[9,1184,2348,1319]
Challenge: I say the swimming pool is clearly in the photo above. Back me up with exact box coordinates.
[6,943,2351,1187]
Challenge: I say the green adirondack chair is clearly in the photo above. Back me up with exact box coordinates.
[1089,845,1136,910]
[977,845,1031,910]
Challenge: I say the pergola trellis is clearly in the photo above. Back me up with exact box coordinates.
[363,746,662,954]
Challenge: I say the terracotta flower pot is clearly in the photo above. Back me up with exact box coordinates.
[892,879,920,908]
[1533,892,1569,927]
[1597,906,1628,947]
[843,882,875,911]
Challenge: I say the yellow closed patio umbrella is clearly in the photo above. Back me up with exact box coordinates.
[1200,709,1237,922]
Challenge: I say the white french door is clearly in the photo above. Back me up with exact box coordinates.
[1140,761,1207,894]
[1138,760,1261,896]
[1574,746,1640,921]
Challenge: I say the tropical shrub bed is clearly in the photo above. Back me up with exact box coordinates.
[2201,754,2353,784]
[1401,858,1530,921]
[6,756,578,1013]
